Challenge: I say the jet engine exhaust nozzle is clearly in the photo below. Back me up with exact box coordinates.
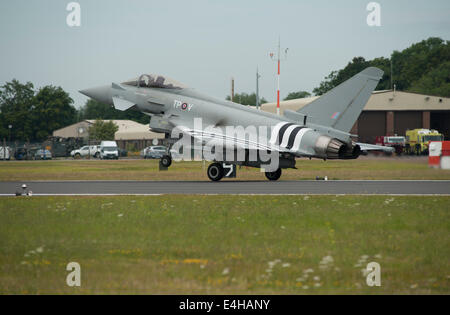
[340,142,361,160]
[325,138,347,159]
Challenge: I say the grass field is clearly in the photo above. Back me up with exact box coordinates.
[0,195,449,294]
[0,156,449,181]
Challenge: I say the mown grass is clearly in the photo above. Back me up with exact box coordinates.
[0,195,449,294]
[0,156,449,181]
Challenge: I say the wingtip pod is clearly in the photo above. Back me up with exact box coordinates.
[360,67,384,80]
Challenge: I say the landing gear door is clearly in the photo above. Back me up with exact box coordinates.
[223,163,236,178]
[149,115,172,134]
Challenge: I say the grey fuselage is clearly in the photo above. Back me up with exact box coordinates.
[83,83,360,163]
[80,68,387,166]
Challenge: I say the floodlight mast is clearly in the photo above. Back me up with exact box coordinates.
[270,37,288,115]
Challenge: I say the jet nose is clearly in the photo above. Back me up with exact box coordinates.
[79,85,112,105]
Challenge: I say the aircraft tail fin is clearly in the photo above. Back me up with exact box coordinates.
[298,67,383,132]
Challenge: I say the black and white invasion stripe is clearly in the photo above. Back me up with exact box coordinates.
[270,122,312,152]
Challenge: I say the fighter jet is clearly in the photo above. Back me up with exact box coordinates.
[80,67,393,181]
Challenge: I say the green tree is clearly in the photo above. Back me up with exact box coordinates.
[32,86,77,141]
[312,37,450,97]
[284,91,311,100]
[88,120,119,141]
[79,99,149,124]
[409,61,450,97]
[392,37,449,91]
[0,80,78,142]
[226,92,267,106]
[0,80,35,141]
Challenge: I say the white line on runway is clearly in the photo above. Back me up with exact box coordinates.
[1,193,449,196]
[5,180,450,183]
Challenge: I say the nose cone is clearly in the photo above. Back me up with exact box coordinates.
[79,85,112,105]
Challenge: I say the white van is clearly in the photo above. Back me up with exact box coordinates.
[100,141,119,160]
[0,146,11,160]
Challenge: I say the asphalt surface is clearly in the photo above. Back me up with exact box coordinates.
[0,180,449,195]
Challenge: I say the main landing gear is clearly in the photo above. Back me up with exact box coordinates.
[159,154,283,182]
[160,155,172,168]
[265,168,282,181]
[207,162,224,181]
[206,162,282,182]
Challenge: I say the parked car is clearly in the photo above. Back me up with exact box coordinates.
[141,146,167,159]
[0,146,11,160]
[70,145,101,159]
[100,141,119,159]
[34,149,52,160]
[14,148,29,160]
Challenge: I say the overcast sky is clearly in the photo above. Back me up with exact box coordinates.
[0,0,449,107]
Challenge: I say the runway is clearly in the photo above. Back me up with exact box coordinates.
[0,180,449,196]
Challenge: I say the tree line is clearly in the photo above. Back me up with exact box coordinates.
[0,80,76,142]
[231,37,449,105]
[0,80,149,142]
[313,37,449,96]
[1,37,448,142]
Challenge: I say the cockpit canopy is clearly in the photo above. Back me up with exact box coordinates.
[122,74,187,89]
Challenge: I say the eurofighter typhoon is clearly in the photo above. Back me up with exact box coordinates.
[80,67,393,181]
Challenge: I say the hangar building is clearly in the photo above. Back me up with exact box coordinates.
[261,91,450,143]
[52,120,164,150]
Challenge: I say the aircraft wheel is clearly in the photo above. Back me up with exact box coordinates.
[207,162,224,181]
[161,155,172,168]
[265,168,282,181]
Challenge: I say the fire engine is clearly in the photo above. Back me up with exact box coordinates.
[405,129,444,155]
[375,135,406,155]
